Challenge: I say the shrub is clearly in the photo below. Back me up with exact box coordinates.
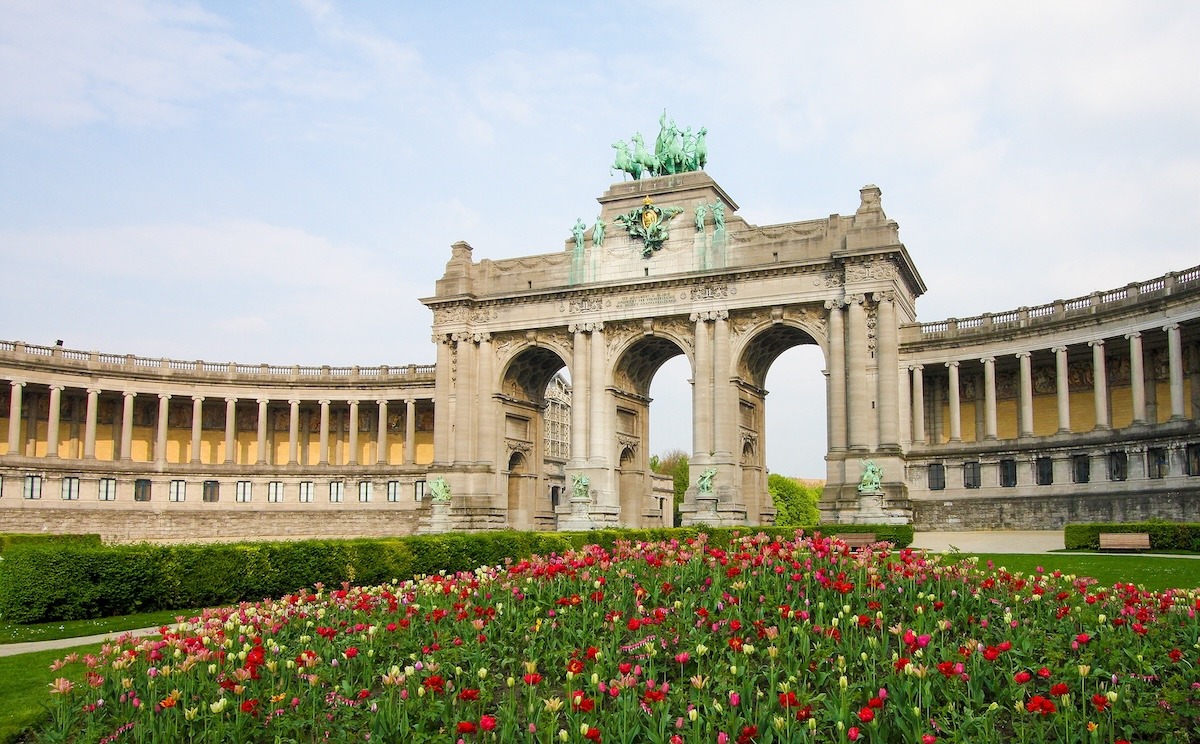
[1065,522,1200,552]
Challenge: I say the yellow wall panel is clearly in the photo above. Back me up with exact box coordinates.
[32,421,47,456]
[0,414,8,454]
[1154,382,1170,423]
[1069,390,1095,432]
[94,438,115,461]
[1031,395,1058,437]
[416,433,434,464]
[1110,387,1133,428]
[996,400,1019,439]
[131,426,153,461]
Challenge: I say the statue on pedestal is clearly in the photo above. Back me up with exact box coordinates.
[697,467,717,495]
[857,460,883,493]
[429,477,451,503]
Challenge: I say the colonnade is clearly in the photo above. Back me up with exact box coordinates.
[825,292,902,454]
[905,323,1192,444]
[3,380,429,467]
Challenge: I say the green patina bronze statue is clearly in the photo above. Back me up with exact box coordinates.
[429,477,451,503]
[614,197,684,258]
[610,112,708,180]
[697,467,717,495]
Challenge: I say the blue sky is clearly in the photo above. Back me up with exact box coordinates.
[2,1,1198,478]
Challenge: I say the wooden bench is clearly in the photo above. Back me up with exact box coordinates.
[835,533,878,549]
[1098,532,1151,552]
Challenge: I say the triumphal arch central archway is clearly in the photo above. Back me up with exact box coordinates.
[422,136,925,531]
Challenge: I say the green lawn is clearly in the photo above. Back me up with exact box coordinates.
[0,643,102,744]
[0,609,196,645]
[957,552,1200,592]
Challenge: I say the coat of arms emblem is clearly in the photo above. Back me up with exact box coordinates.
[615,196,683,258]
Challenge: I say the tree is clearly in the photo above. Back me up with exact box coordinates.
[769,473,820,526]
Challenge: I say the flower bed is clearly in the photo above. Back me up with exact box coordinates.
[41,532,1200,742]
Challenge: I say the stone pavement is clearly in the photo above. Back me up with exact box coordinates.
[0,625,165,658]
[909,530,1064,554]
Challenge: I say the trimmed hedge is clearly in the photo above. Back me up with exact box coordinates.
[0,525,910,625]
[0,533,101,555]
[1065,522,1200,552]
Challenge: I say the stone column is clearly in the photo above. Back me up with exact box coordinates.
[6,381,24,456]
[476,333,494,464]
[1053,346,1070,433]
[845,296,869,451]
[1017,352,1034,437]
[570,326,589,463]
[84,388,100,460]
[46,385,64,458]
[712,311,733,462]
[825,301,846,451]
[910,364,925,444]
[189,396,203,463]
[347,400,359,465]
[981,356,998,440]
[253,398,268,464]
[155,393,170,465]
[1089,340,1110,430]
[1165,323,1185,421]
[876,293,900,449]
[691,314,712,459]
[898,364,911,447]
[376,399,388,465]
[1127,332,1147,424]
[946,361,962,442]
[433,335,452,463]
[452,335,473,463]
[404,399,416,465]
[589,323,606,464]
[318,399,330,465]
[121,392,136,461]
[224,397,237,464]
[288,399,300,464]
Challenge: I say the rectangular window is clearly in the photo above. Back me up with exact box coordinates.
[61,476,80,501]
[98,478,117,501]
[414,479,426,502]
[23,475,42,500]
[329,481,344,503]
[1035,457,1054,486]
[202,480,220,502]
[236,481,252,502]
[358,481,372,503]
[299,481,314,503]
[999,459,1017,487]
[386,480,401,503]
[963,462,981,489]
[927,463,946,491]
[268,481,284,503]
[169,479,186,502]
[1148,447,1168,479]
[1072,454,1090,484]
[1188,444,1200,476]
[133,479,152,502]
[1108,451,1128,482]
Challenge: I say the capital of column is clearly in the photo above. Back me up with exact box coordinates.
[124,391,137,399]
[48,384,65,392]
[979,356,995,364]
[432,333,453,345]
[688,310,728,323]
[909,363,923,372]
[158,392,171,401]
[9,380,25,389]
[1163,323,1181,332]
[872,290,895,303]
[472,331,492,343]
[823,299,845,310]
[377,399,388,406]
[1125,331,1141,340]
[1051,345,1068,354]
[288,399,300,406]
[945,361,960,369]
[88,387,102,395]
[319,399,330,406]
[568,322,604,334]
[346,398,359,406]
[257,398,270,405]
[1087,339,1105,348]
[404,398,415,405]
[846,293,867,306]
[191,395,204,402]
[225,396,238,404]
[1015,351,1031,360]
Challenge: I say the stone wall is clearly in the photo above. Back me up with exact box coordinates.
[912,489,1200,530]
[0,506,424,544]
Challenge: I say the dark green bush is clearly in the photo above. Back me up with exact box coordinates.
[1065,522,1200,552]
[0,533,101,554]
[0,525,913,624]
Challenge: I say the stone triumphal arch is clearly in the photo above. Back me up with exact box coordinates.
[423,170,925,531]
